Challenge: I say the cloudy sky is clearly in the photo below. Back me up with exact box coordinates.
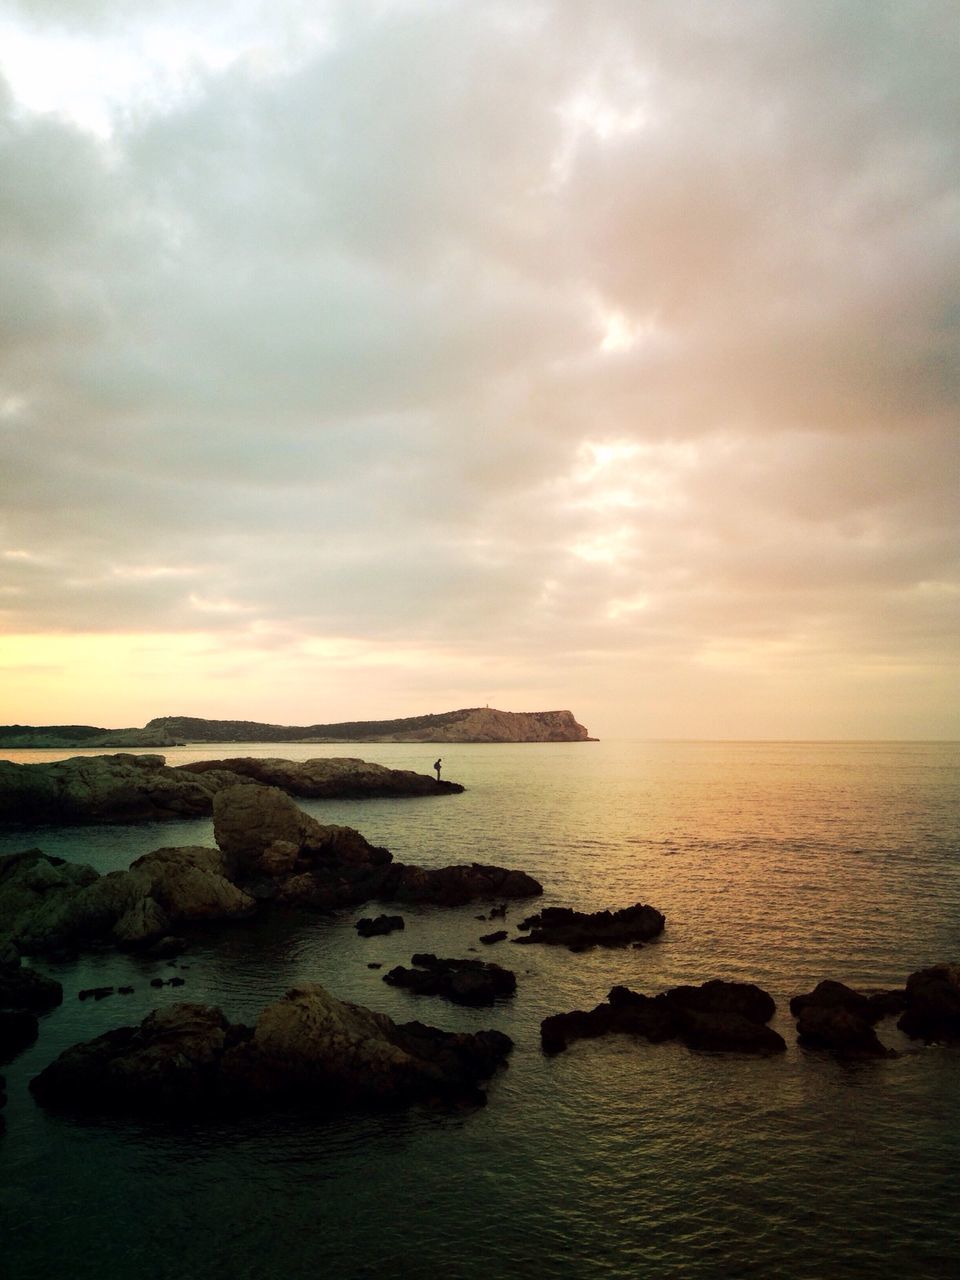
[0,0,957,738]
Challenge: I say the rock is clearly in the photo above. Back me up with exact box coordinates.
[0,843,254,955]
[0,951,63,1011]
[866,989,907,1020]
[31,987,512,1113]
[515,903,665,951]
[789,980,872,1021]
[381,862,542,907]
[383,954,517,1006]
[367,963,382,970]
[479,930,507,945]
[541,979,785,1057]
[898,964,960,1042]
[796,1005,890,1056]
[0,754,230,824]
[79,987,115,1001]
[180,756,464,797]
[790,979,896,1055]
[118,986,135,995]
[356,915,405,938]
[488,904,508,920]
[149,936,187,959]
[1,1009,39,1062]
[150,978,165,989]
[2,786,540,957]
[213,784,389,880]
[169,977,185,988]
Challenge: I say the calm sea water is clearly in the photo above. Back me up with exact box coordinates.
[1,739,958,1279]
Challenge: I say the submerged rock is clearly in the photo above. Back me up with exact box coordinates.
[30,987,512,1114]
[356,914,405,937]
[515,903,665,951]
[541,979,785,1056]
[384,954,517,1006]
[479,930,508,945]
[180,756,464,797]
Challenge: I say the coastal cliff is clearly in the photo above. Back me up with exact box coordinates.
[0,707,593,747]
[147,706,593,743]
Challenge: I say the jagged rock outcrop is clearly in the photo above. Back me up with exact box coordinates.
[0,785,540,955]
[0,845,255,954]
[789,980,894,1056]
[30,987,513,1114]
[384,954,517,1006]
[213,784,541,910]
[180,756,464,797]
[787,969,960,1054]
[0,755,236,824]
[0,753,461,826]
[541,980,785,1056]
[514,903,665,951]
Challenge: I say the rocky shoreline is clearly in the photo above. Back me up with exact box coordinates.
[0,782,542,957]
[0,755,957,1129]
[0,753,463,825]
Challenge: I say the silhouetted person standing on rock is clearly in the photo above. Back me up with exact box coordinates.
[434,758,442,782]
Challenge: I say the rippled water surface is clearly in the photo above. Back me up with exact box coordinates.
[2,740,959,1279]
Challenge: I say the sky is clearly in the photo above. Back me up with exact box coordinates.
[0,0,957,739]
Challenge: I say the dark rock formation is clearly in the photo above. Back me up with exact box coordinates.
[1,1009,39,1062]
[515,903,665,951]
[78,987,115,1002]
[479,930,507,945]
[0,948,63,1011]
[541,980,785,1056]
[898,964,960,1042]
[790,980,873,1021]
[384,954,517,1006]
[30,987,512,1114]
[0,754,234,824]
[0,752,465,827]
[180,756,463,797]
[0,784,540,957]
[213,783,541,911]
[356,915,405,937]
[0,845,255,954]
[790,979,900,1056]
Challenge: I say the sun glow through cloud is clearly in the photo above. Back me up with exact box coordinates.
[0,0,956,739]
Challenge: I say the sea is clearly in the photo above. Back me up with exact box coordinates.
[1,739,958,1280]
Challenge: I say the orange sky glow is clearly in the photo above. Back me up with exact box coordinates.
[0,1,957,739]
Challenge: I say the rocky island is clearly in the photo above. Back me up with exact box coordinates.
[0,706,594,747]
